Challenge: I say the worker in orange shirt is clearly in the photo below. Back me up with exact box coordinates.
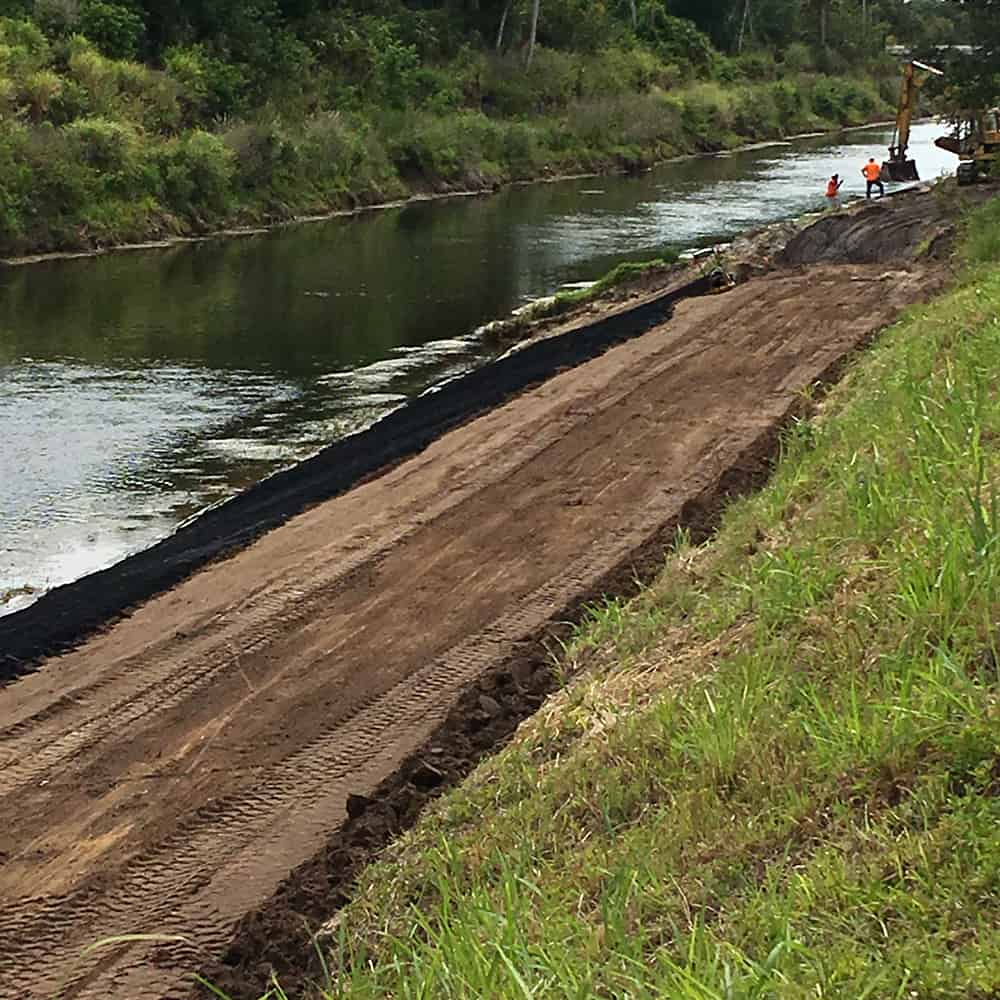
[862,158,884,199]
[826,173,844,198]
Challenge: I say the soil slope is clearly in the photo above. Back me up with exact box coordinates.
[0,262,939,1000]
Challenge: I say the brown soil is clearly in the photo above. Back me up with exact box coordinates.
[0,263,941,999]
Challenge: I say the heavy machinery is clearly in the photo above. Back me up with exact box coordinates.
[934,108,1000,184]
[882,60,944,182]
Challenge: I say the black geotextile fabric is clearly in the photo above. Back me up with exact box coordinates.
[0,271,720,678]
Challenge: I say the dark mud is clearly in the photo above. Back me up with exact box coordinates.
[0,270,723,681]
[197,417,786,1000]
[195,298,906,1000]
[779,184,998,267]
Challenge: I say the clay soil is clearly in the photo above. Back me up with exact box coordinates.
[0,262,942,999]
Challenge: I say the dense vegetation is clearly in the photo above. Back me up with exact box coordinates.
[268,194,1000,1000]
[0,0,978,255]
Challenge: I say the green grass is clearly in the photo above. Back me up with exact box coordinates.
[209,200,1000,1000]
[520,254,686,324]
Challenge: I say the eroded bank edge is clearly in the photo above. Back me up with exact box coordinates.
[198,325,882,999]
[0,269,723,681]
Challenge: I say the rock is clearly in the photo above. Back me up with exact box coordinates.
[478,694,503,716]
[346,793,373,820]
[410,761,445,790]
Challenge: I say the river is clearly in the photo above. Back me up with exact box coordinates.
[0,121,956,615]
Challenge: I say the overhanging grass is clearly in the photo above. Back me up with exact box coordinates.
[522,254,685,324]
[263,213,1000,999]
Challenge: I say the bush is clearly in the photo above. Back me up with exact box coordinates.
[164,44,248,120]
[732,85,779,137]
[735,49,777,81]
[77,0,143,59]
[0,14,51,73]
[223,117,300,192]
[961,196,1000,267]
[66,35,119,110]
[155,129,233,220]
[675,82,733,147]
[636,6,713,73]
[481,48,579,116]
[64,114,133,169]
[31,0,78,38]
[781,41,813,73]
[19,67,61,120]
[538,0,617,54]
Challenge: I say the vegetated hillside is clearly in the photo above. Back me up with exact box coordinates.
[290,194,1000,999]
[0,0,959,256]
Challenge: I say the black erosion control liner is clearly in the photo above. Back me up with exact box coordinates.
[0,269,725,681]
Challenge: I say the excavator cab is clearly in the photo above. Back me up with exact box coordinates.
[936,109,1000,185]
[882,60,944,182]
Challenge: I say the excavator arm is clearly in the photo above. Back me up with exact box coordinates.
[883,60,943,182]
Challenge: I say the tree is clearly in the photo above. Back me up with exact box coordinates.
[525,0,539,66]
[941,0,999,110]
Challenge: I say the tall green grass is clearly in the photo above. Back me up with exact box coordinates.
[223,199,1000,1000]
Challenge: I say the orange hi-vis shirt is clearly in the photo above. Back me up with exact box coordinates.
[826,179,840,197]
[863,161,881,181]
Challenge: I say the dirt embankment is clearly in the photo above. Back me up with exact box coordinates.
[0,187,983,1000]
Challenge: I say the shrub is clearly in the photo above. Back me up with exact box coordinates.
[372,34,421,108]
[113,61,182,131]
[223,117,300,192]
[299,110,360,191]
[961,196,1000,267]
[735,49,777,80]
[155,129,233,220]
[31,0,78,38]
[782,41,814,73]
[0,14,51,73]
[66,35,119,111]
[676,82,733,147]
[19,67,61,120]
[539,0,617,54]
[482,48,579,116]
[732,85,779,137]
[64,114,133,170]
[636,5,713,73]
[500,120,541,175]
[77,0,143,59]
[164,44,248,120]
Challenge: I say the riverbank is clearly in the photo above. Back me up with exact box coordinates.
[233,192,1000,1000]
[1,181,987,998]
[0,13,894,260]
[0,119,905,270]
[0,110,913,275]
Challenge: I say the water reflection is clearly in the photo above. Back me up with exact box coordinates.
[0,122,956,610]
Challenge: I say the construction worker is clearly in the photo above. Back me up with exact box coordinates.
[826,173,844,198]
[862,158,884,199]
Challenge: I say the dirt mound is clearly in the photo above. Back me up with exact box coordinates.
[779,187,956,266]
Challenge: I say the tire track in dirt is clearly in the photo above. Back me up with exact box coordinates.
[0,265,939,1000]
[0,273,728,679]
[0,416,761,998]
[0,328,718,803]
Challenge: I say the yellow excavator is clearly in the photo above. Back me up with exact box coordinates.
[935,108,1000,184]
[882,60,944,182]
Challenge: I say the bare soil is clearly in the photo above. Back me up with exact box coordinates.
[0,258,945,1000]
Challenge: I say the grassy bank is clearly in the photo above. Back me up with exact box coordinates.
[237,199,1000,999]
[0,12,893,257]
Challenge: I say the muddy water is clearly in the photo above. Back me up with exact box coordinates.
[0,122,955,613]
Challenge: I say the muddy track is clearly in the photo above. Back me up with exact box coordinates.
[0,270,722,681]
[0,264,938,1000]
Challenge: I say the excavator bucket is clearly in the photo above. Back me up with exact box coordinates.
[882,158,919,182]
